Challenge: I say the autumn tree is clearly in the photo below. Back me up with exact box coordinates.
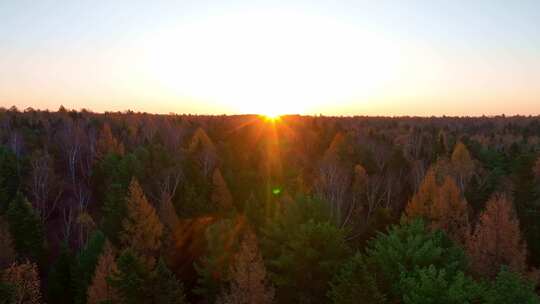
[467,194,528,278]
[87,242,118,304]
[2,260,42,304]
[451,141,475,193]
[217,229,274,304]
[96,123,124,159]
[121,178,164,267]
[406,171,469,244]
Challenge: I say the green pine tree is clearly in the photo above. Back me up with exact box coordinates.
[73,230,107,304]
[151,258,187,304]
[6,192,44,261]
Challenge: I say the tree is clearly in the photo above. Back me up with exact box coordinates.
[157,195,180,232]
[211,168,234,211]
[430,176,470,244]
[366,219,466,300]
[96,123,124,159]
[74,230,106,304]
[263,209,350,304]
[0,216,15,268]
[217,229,274,304]
[328,253,386,304]
[151,258,187,304]
[0,146,19,213]
[451,142,475,192]
[195,217,246,302]
[87,242,118,304]
[47,243,76,304]
[121,178,163,267]
[399,266,483,304]
[483,268,540,304]
[6,193,44,260]
[467,194,528,278]
[109,248,149,304]
[2,260,42,304]
[406,172,469,244]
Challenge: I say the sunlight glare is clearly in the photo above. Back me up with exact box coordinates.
[142,10,406,115]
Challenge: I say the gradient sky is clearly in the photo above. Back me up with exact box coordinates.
[1,0,539,116]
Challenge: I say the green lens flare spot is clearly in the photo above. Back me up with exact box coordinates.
[272,187,282,195]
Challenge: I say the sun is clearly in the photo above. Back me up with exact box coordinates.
[263,113,281,121]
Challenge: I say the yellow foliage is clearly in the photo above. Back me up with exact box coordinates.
[121,178,164,267]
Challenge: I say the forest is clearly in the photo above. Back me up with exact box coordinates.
[1,106,540,303]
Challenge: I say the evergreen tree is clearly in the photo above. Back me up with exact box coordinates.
[109,248,149,304]
[366,219,466,300]
[483,268,540,304]
[48,243,76,304]
[6,193,44,261]
[74,230,107,304]
[151,258,187,304]
[0,146,19,213]
[399,266,483,304]
[328,253,386,304]
[263,206,350,304]
[0,216,15,268]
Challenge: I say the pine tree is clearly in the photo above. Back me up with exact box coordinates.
[87,242,118,304]
[74,230,107,304]
[0,146,19,213]
[151,258,187,304]
[2,260,42,304]
[0,216,15,268]
[47,243,76,304]
[121,178,164,267]
[6,193,44,260]
[467,194,528,278]
[217,229,274,304]
[328,254,386,304]
[109,248,149,304]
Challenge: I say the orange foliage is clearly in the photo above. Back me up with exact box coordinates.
[467,195,527,278]
[121,178,164,267]
[96,123,124,159]
[406,170,469,244]
[3,260,42,304]
[217,228,274,304]
[87,242,118,304]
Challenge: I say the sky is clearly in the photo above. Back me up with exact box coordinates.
[1,0,539,116]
